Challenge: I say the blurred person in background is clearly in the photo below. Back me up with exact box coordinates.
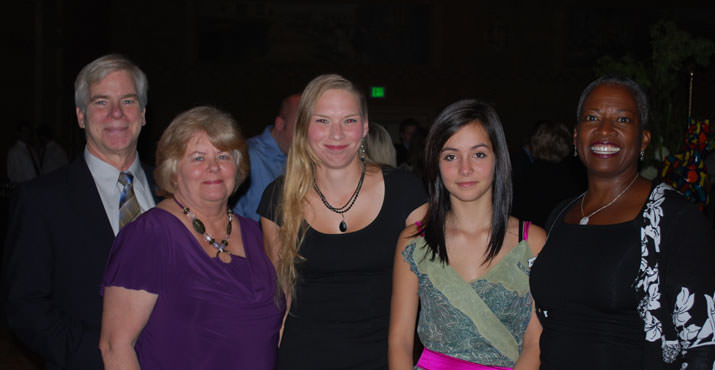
[367,122,397,167]
[512,121,585,227]
[233,94,301,222]
[395,118,419,166]
[7,121,40,183]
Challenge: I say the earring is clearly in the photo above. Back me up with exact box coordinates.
[640,151,645,161]
[359,140,367,162]
[573,146,578,158]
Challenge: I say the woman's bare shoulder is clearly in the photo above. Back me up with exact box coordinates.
[396,223,422,253]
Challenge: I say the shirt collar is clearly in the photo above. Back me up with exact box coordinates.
[260,126,284,153]
[84,147,145,184]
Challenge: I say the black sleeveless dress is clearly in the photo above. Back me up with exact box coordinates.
[258,168,427,370]
[529,206,644,369]
[531,184,715,369]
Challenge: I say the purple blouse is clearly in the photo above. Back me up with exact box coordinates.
[102,208,283,370]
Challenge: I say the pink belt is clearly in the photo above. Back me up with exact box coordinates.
[416,348,512,370]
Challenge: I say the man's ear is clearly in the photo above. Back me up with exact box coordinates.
[76,107,85,128]
[274,116,286,131]
[140,107,147,126]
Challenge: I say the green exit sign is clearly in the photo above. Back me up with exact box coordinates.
[371,86,385,98]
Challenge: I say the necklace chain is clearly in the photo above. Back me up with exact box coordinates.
[579,174,639,225]
[173,198,232,257]
[313,162,366,232]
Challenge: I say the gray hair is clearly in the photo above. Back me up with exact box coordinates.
[74,54,148,113]
[576,76,649,131]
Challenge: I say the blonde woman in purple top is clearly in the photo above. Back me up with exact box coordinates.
[100,106,283,370]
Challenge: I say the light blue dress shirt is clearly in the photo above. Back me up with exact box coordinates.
[84,147,155,235]
[233,126,286,221]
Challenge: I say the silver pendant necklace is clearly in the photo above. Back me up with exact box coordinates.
[579,174,639,225]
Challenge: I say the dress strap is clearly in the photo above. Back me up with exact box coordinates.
[415,220,425,236]
[518,220,531,241]
[522,221,531,241]
[546,195,582,241]
[518,220,523,241]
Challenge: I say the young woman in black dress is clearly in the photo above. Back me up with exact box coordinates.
[258,74,427,370]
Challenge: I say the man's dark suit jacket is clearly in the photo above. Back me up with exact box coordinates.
[3,155,155,370]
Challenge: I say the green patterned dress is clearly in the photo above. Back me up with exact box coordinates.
[403,237,534,369]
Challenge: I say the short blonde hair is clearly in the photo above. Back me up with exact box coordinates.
[155,106,249,196]
[367,123,396,167]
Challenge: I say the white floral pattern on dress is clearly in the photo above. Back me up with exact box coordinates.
[636,183,715,367]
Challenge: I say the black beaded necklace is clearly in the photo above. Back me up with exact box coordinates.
[173,197,233,263]
[313,162,366,232]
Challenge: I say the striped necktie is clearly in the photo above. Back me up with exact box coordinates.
[118,172,141,229]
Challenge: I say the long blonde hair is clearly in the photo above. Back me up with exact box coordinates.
[277,74,368,296]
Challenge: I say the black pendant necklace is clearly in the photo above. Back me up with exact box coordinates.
[313,163,366,232]
[174,197,233,263]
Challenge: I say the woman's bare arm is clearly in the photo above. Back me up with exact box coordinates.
[388,225,421,370]
[99,286,158,370]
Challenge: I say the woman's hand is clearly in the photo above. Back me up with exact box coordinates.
[388,225,421,370]
[513,304,542,370]
[405,203,428,227]
[99,286,158,370]
[514,222,545,370]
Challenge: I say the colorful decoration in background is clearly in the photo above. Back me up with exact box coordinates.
[660,118,711,211]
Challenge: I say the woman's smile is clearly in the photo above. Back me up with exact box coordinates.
[202,179,224,185]
[589,141,621,157]
[324,144,350,151]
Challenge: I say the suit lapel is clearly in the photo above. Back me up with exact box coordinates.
[140,162,162,204]
[67,157,115,252]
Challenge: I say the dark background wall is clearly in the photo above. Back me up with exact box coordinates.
[4,1,715,172]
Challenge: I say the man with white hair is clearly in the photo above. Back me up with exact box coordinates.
[4,54,156,370]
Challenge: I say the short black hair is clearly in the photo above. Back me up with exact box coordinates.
[399,118,420,134]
